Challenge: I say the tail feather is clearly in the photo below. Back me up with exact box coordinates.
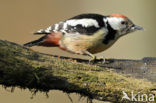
[24,36,47,47]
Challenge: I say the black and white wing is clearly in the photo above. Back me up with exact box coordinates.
[34,13,107,35]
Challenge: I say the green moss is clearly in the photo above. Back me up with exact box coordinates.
[0,40,155,102]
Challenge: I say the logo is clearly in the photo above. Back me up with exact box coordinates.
[122,91,155,102]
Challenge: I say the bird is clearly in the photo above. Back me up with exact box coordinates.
[24,13,144,62]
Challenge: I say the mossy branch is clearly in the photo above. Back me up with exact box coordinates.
[0,40,155,103]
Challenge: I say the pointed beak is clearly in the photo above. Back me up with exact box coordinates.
[131,25,144,31]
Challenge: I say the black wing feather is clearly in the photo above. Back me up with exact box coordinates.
[34,13,107,35]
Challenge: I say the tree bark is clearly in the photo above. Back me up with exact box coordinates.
[0,40,155,103]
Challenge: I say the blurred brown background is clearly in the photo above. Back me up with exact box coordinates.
[0,0,155,103]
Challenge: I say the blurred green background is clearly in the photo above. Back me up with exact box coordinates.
[0,0,155,103]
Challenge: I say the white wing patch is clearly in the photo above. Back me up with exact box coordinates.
[36,29,44,33]
[35,26,52,34]
[53,24,59,32]
[65,19,99,28]
[35,18,100,34]
[45,26,52,33]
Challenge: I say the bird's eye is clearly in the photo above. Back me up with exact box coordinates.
[121,21,126,25]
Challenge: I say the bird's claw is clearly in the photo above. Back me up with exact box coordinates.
[89,56,106,64]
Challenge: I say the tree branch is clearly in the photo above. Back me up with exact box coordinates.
[0,40,155,103]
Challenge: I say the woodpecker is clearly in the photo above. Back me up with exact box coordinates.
[24,13,144,61]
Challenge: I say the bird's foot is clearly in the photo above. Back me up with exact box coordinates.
[89,56,96,64]
[89,56,106,64]
[96,56,106,64]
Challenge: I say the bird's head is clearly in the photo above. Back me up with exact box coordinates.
[107,14,144,37]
